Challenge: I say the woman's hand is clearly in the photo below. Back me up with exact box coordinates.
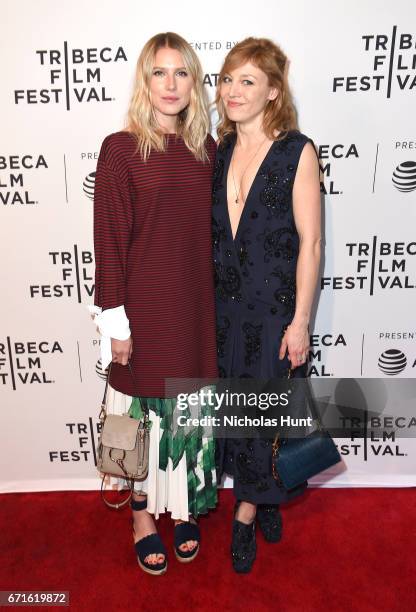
[279,323,309,370]
[111,336,133,366]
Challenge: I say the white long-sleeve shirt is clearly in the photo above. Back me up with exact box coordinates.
[87,305,131,371]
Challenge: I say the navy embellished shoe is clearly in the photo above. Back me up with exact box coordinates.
[131,497,167,576]
[174,520,200,562]
[257,504,283,543]
[231,504,256,574]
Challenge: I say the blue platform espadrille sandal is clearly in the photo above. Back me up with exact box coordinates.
[131,497,167,575]
[174,520,200,562]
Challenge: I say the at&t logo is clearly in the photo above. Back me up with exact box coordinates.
[81,151,99,200]
[83,172,96,200]
[392,161,416,192]
[378,349,407,375]
[94,356,108,380]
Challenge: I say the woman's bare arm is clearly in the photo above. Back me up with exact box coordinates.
[279,141,321,368]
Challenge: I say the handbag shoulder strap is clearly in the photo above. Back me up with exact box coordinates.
[286,368,324,431]
[99,362,112,420]
[99,361,147,420]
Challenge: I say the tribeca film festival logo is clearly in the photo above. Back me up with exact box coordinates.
[321,237,416,293]
[29,245,94,301]
[13,43,127,110]
[0,154,48,206]
[307,333,347,377]
[337,412,412,460]
[49,419,101,465]
[333,27,416,97]
[0,337,63,390]
[318,143,358,195]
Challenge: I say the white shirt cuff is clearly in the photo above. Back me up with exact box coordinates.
[87,305,131,371]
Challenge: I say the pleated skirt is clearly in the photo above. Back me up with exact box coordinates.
[101,384,217,521]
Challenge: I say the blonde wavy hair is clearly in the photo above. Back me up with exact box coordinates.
[126,32,210,161]
[216,37,298,143]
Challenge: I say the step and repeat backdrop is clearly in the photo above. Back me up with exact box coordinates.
[1,0,415,492]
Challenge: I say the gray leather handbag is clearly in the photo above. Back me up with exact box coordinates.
[97,362,150,509]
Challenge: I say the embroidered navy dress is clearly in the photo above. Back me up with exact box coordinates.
[213,130,312,505]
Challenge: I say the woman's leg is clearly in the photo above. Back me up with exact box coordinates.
[235,501,257,524]
[231,498,257,573]
[131,491,165,566]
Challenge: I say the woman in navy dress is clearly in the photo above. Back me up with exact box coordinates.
[213,37,321,573]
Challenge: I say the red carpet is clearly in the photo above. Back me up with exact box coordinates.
[1,488,415,611]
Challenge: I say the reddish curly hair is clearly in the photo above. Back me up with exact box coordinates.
[215,37,298,143]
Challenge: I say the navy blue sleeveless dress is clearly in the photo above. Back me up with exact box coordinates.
[213,130,313,505]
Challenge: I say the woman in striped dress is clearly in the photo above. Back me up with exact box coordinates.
[89,32,218,575]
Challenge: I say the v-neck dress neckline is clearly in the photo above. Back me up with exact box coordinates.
[225,134,275,243]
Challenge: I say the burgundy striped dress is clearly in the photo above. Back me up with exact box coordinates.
[93,130,218,397]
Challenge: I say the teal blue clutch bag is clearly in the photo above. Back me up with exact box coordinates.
[272,371,341,490]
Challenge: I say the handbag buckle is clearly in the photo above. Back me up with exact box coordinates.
[109,448,126,463]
